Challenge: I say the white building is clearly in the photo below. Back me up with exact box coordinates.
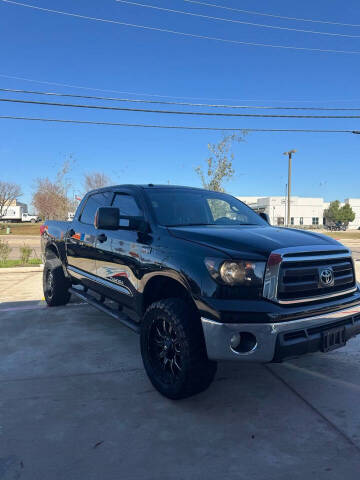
[238,196,360,229]
[345,199,360,230]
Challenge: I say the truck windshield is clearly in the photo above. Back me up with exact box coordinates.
[145,189,267,227]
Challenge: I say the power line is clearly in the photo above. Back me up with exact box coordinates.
[116,0,360,38]
[2,87,360,111]
[0,115,357,133]
[5,87,360,112]
[182,0,360,28]
[2,0,360,54]
[3,96,360,118]
[1,73,359,104]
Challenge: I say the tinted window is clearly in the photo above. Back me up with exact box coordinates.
[112,194,142,219]
[146,189,266,227]
[80,192,113,224]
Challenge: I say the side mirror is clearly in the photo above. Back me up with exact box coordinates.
[259,212,271,224]
[95,207,119,230]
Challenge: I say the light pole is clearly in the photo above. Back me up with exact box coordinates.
[283,150,296,227]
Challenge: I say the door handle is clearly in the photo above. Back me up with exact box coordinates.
[97,233,107,243]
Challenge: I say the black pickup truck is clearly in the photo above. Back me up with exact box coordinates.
[41,185,360,399]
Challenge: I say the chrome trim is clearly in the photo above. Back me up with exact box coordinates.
[262,245,355,305]
[268,245,351,255]
[201,302,360,362]
[230,337,258,356]
[282,253,352,262]
[277,286,357,305]
[67,265,132,296]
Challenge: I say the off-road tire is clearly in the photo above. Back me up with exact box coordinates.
[43,259,71,306]
[140,298,217,400]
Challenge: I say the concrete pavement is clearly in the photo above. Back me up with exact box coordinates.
[1,303,360,479]
[0,270,44,304]
[0,245,360,479]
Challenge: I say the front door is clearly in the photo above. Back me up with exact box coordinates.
[95,191,147,310]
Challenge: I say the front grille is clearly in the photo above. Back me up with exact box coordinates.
[278,257,355,302]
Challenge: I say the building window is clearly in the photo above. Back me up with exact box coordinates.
[312,217,319,225]
[300,217,303,225]
[291,217,294,225]
[277,217,284,226]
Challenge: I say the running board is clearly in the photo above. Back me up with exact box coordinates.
[69,287,140,334]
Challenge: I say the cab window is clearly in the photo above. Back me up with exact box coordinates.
[80,191,113,225]
[112,194,142,219]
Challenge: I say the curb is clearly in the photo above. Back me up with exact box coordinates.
[0,265,44,273]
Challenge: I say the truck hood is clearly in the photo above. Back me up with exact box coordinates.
[168,225,341,259]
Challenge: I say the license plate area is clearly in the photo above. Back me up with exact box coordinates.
[322,326,346,352]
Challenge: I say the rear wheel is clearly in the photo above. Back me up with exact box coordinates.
[140,298,217,400]
[43,259,71,306]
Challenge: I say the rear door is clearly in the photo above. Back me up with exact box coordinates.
[95,190,147,310]
[66,191,113,280]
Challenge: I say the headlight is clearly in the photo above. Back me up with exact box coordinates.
[205,258,266,287]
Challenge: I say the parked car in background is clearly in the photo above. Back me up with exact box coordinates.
[41,185,360,399]
[326,221,347,232]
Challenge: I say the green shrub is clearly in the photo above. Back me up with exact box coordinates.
[0,239,12,262]
[20,244,32,264]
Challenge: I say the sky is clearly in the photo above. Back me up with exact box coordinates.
[1,0,360,209]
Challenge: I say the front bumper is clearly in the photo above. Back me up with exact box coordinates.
[201,303,360,363]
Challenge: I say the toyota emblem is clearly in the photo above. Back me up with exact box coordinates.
[319,268,334,286]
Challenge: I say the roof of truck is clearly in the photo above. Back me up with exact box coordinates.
[90,184,206,192]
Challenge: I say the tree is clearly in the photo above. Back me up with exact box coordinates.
[195,133,246,192]
[339,203,355,225]
[324,200,341,223]
[0,181,22,219]
[84,172,111,192]
[32,161,73,220]
[324,200,356,225]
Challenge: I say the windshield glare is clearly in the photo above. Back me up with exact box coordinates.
[146,189,267,227]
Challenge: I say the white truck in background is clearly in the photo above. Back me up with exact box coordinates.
[1,205,40,223]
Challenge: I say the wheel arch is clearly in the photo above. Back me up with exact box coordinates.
[44,242,69,277]
[44,243,60,260]
[141,274,198,316]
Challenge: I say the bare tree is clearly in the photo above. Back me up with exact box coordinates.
[32,161,73,220]
[0,181,22,219]
[195,133,246,192]
[84,172,111,192]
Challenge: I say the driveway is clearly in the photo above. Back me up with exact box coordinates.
[1,301,360,479]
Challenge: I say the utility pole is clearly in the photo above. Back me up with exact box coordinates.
[283,150,296,227]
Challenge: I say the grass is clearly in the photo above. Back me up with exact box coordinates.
[0,258,42,268]
[318,230,360,241]
[0,222,42,235]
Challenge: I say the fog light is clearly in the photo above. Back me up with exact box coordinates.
[230,332,257,354]
[230,333,241,349]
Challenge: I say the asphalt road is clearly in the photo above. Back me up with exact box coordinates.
[1,301,360,479]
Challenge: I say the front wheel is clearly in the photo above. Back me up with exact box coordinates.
[140,298,217,400]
